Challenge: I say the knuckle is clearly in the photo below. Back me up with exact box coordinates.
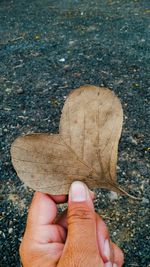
[68,206,94,224]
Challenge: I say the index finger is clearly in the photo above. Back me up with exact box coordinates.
[27,192,67,227]
[50,194,68,204]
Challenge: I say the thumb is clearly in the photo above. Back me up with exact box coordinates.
[67,181,96,241]
[59,181,100,266]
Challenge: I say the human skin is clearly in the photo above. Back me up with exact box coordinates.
[20,181,124,267]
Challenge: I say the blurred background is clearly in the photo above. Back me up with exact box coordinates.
[0,0,150,266]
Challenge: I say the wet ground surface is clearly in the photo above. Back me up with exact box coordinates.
[0,0,150,266]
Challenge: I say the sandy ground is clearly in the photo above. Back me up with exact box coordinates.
[0,0,150,266]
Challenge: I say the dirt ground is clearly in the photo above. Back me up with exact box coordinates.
[0,0,150,266]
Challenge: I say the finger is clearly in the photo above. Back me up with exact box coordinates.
[96,213,114,263]
[111,242,124,267]
[28,192,68,226]
[55,191,95,229]
[20,239,65,267]
[50,191,95,203]
[55,209,68,229]
[58,181,102,266]
[89,189,96,200]
[58,209,115,263]
[25,224,67,244]
[50,194,68,203]
[27,192,57,227]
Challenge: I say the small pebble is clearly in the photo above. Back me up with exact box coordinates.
[108,191,118,201]
[5,88,12,93]
[8,228,13,234]
[59,58,65,62]
[127,136,138,145]
[141,197,149,204]
[16,88,24,94]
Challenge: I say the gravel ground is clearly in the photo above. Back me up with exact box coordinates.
[0,0,150,266]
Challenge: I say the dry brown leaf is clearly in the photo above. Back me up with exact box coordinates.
[11,85,133,196]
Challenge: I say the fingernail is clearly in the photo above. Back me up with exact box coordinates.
[104,262,113,267]
[104,239,111,260]
[70,181,87,202]
[113,264,118,267]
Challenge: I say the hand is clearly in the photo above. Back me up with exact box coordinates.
[20,181,124,267]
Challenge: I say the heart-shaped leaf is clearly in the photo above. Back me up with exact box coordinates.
[11,85,131,195]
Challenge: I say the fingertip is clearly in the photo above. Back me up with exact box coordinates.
[111,242,124,267]
[32,191,47,202]
[50,194,68,204]
[68,181,94,211]
[33,191,68,204]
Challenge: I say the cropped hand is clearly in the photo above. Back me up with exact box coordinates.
[20,181,124,267]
